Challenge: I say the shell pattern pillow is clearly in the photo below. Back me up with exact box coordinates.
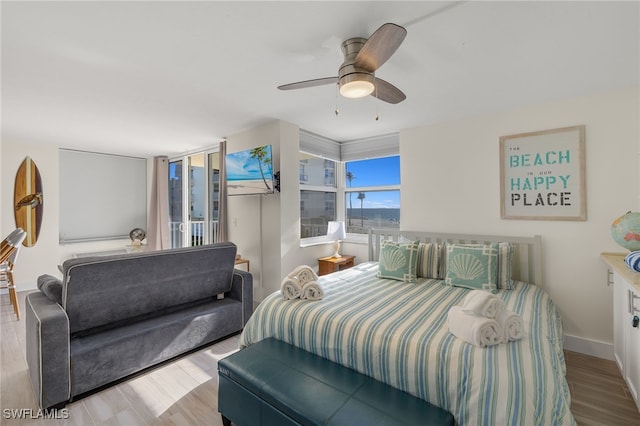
[444,243,499,293]
[377,239,420,283]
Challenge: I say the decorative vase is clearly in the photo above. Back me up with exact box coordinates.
[611,211,640,251]
[625,251,640,272]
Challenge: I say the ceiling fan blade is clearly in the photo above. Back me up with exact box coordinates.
[372,78,406,104]
[277,77,338,91]
[354,23,407,72]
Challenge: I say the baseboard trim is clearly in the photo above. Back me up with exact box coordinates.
[564,334,614,360]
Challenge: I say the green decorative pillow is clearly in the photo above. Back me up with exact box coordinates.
[378,240,420,283]
[416,243,441,279]
[444,243,498,292]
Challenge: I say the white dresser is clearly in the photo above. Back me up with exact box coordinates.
[602,253,640,412]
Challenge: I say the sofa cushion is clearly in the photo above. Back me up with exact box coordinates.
[70,297,242,396]
[37,274,63,305]
[62,243,237,334]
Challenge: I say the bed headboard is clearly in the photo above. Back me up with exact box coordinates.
[368,228,543,287]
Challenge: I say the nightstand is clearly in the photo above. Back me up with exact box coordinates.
[318,255,355,276]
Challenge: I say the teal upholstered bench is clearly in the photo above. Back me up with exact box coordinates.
[218,338,454,426]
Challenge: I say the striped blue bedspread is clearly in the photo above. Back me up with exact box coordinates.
[239,262,576,426]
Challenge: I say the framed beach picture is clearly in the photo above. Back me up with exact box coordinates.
[499,125,586,221]
[225,145,275,196]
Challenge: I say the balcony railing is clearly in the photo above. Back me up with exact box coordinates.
[170,220,218,247]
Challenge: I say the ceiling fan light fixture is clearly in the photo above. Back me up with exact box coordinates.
[339,73,375,98]
[278,23,406,104]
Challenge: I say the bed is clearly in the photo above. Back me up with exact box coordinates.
[239,229,575,426]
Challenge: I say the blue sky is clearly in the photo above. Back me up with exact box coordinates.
[346,156,400,209]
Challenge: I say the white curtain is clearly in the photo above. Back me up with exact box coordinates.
[217,140,228,242]
[147,156,171,250]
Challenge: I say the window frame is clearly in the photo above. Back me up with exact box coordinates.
[299,153,401,246]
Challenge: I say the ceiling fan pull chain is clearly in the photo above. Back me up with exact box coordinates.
[335,83,340,116]
[375,77,380,121]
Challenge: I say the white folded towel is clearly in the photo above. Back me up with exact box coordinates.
[447,306,503,348]
[497,308,524,342]
[301,281,324,300]
[288,265,319,285]
[281,277,303,300]
[461,290,505,319]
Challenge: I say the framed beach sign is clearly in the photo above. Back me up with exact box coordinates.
[500,125,586,221]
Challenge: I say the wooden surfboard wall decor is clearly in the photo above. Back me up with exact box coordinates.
[14,156,43,247]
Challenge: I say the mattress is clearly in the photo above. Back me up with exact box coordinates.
[240,262,575,426]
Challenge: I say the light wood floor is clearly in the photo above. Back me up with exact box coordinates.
[2,291,640,425]
[565,350,640,425]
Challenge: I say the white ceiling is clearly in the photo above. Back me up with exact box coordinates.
[2,1,638,158]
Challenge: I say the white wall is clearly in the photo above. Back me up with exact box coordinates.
[1,140,147,291]
[401,87,639,358]
[226,120,306,301]
[226,123,275,301]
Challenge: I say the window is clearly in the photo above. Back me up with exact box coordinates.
[299,153,400,241]
[59,149,147,243]
[345,156,400,234]
[300,153,337,238]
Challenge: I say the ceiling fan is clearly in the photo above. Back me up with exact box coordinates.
[277,23,407,104]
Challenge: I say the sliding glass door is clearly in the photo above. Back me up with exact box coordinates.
[169,151,220,248]
[168,159,184,248]
[208,152,220,243]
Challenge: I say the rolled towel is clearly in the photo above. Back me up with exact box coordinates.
[281,277,303,300]
[447,306,503,348]
[288,265,319,285]
[497,308,524,342]
[301,281,324,301]
[461,290,505,319]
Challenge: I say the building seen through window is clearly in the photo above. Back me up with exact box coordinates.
[300,153,336,238]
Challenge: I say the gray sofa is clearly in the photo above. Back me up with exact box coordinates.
[25,242,252,409]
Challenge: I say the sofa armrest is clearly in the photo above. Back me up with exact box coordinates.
[229,270,253,326]
[25,292,70,409]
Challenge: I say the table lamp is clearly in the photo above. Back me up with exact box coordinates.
[326,221,346,258]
